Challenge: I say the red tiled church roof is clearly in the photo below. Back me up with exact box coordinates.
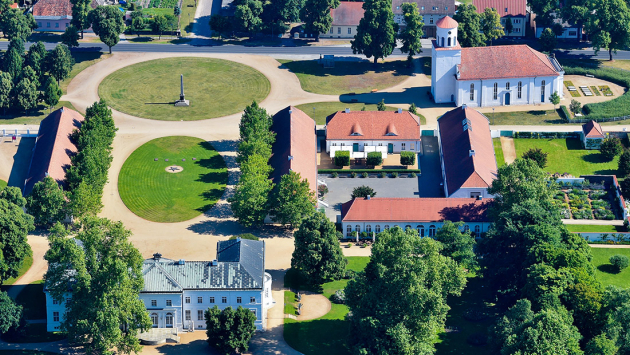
[436,15,458,28]
[582,120,605,138]
[341,197,493,222]
[331,2,365,26]
[24,107,84,195]
[438,106,497,195]
[326,110,421,141]
[269,106,318,193]
[472,0,527,17]
[458,45,561,80]
[32,0,72,17]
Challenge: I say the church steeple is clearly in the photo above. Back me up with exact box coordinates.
[435,16,458,48]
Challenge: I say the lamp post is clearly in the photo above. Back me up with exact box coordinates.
[492,107,495,125]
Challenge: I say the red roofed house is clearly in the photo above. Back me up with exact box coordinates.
[269,106,318,194]
[24,107,84,196]
[431,16,564,107]
[340,197,493,238]
[31,0,72,32]
[320,2,364,39]
[325,109,421,159]
[581,120,606,149]
[392,0,455,37]
[437,106,497,198]
[472,0,528,37]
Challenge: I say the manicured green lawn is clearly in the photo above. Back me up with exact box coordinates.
[2,254,33,286]
[118,136,228,222]
[284,290,297,315]
[0,101,76,125]
[513,138,620,176]
[99,57,270,121]
[295,101,426,125]
[488,109,564,125]
[0,179,6,188]
[493,138,505,167]
[15,280,46,320]
[60,52,111,94]
[591,248,630,288]
[279,59,412,95]
[284,256,370,355]
[565,224,624,233]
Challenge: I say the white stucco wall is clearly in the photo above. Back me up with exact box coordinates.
[326,140,421,154]
[449,187,493,199]
[454,75,564,107]
[431,48,461,103]
[341,221,492,237]
[500,16,527,37]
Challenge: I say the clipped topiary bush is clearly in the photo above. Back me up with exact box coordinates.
[334,150,350,167]
[400,151,416,166]
[610,254,629,272]
[366,151,383,167]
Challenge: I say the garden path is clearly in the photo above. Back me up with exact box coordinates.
[296,293,331,321]
[6,235,49,300]
[590,244,630,248]
[499,137,516,164]
[563,219,625,225]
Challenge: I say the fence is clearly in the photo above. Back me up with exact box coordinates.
[1,129,38,138]
[566,115,630,124]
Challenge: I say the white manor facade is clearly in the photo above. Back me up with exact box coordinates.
[431,16,564,107]
[46,238,274,332]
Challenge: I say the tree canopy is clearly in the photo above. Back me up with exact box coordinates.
[351,0,397,64]
[481,8,504,44]
[0,188,33,283]
[205,306,257,355]
[453,4,485,47]
[586,0,630,61]
[88,6,125,53]
[270,171,315,228]
[398,3,423,63]
[434,221,477,270]
[301,0,339,39]
[0,291,22,334]
[26,176,67,226]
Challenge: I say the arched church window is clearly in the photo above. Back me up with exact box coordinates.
[448,37,451,46]
[541,80,546,102]
[493,83,498,100]
[470,84,474,101]
[518,81,522,99]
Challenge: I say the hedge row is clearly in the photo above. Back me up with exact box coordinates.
[319,169,421,174]
[560,105,571,121]
[561,61,630,120]
[513,131,579,139]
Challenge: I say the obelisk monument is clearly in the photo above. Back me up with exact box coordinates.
[174,74,190,107]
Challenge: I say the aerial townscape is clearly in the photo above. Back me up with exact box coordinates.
[3,0,630,353]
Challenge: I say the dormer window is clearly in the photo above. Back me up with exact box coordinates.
[350,132,362,136]
[385,132,398,136]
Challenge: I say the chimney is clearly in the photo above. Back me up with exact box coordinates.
[469,149,475,157]
[366,195,371,200]
[397,108,403,113]
[345,108,350,113]
[153,253,162,260]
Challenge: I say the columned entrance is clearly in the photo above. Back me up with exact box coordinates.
[505,93,511,105]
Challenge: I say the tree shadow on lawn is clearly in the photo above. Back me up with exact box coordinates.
[186,218,294,239]
[565,137,585,150]
[155,339,220,355]
[279,58,412,78]
[582,152,614,164]
[284,318,350,355]
[598,264,621,274]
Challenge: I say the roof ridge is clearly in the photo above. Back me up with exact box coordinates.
[526,45,557,73]
[153,261,183,289]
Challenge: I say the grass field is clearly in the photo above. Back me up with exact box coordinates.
[513,138,619,176]
[565,224,624,233]
[591,248,630,288]
[295,102,426,125]
[284,257,370,355]
[99,57,270,121]
[180,0,196,36]
[0,101,76,125]
[60,52,111,94]
[493,138,505,167]
[118,136,228,222]
[2,254,33,286]
[0,180,6,188]
[488,109,564,125]
[279,59,412,95]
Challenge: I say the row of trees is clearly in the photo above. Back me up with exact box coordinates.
[0,41,71,114]
[229,101,316,228]
[62,5,125,53]
[26,100,117,226]
[128,10,179,40]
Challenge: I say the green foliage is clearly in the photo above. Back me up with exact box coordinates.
[609,254,629,272]
[366,151,382,166]
[42,76,62,110]
[130,16,144,36]
[235,0,263,36]
[152,15,169,39]
[270,171,316,228]
[300,0,339,39]
[376,99,386,111]
[14,77,38,112]
[229,154,274,227]
[0,186,26,208]
[334,150,350,167]
[209,14,233,38]
[400,151,415,166]
[237,100,274,163]
[408,102,417,115]
[173,6,181,15]
[70,0,92,34]
[585,334,617,355]
[481,8,504,44]
[47,44,74,84]
[351,185,376,199]
[26,176,66,226]
[0,9,36,41]
[229,233,259,240]
[44,218,151,355]
[0,71,12,114]
[550,91,561,109]
[88,6,125,53]
[453,4,485,47]
[586,0,630,60]
[618,149,630,176]
[600,137,622,161]
[351,0,397,64]
[4,39,24,81]
[291,211,345,285]
[346,227,466,354]
[0,291,22,335]
[540,28,558,52]
[25,41,47,77]
[504,16,513,34]
[398,3,423,62]
[600,286,630,353]
[61,25,80,48]
[205,306,257,355]
[570,99,582,115]
[435,221,477,269]
[67,181,103,221]
[521,147,548,168]
[529,0,557,26]
[0,189,33,284]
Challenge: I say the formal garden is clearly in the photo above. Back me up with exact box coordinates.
[118,136,228,222]
[99,57,270,120]
[552,180,622,220]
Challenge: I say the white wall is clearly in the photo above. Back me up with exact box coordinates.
[500,16,527,37]
[341,221,492,237]
[432,47,461,103]
[449,187,492,198]
[45,292,70,332]
[535,26,580,39]
[326,140,421,154]
[455,75,563,107]
[180,290,264,330]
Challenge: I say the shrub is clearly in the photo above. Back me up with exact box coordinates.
[610,254,629,272]
[560,105,571,120]
[521,148,548,168]
[361,172,368,178]
[391,172,398,178]
[352,185,376,199]
[331,289,346,304]
[350,172,357,178]
[619,149,630,177]
[400,151,416,166]
[344,269,357,279]
[569,99,582,115]
[600,138,622,161]
[379,172,387,178]
[410,172,417,178]
[366,151,383,167]
[318,184,329,198]
[331,172,338,178]
[334,150,350,167]
[377,99,386,111]
[409,102,417,115]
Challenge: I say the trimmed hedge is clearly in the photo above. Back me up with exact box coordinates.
[319,169,421,174]
[400,151,416,166]
[560,105,571,121]
[334,150,350,167]
[366,151,383,166]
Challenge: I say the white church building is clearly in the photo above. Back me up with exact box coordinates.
[431,16,565,107]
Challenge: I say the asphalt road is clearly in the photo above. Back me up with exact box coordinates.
[0,40,628,60]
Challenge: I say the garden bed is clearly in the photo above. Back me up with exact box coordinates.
[591,86,602,96]
[553,180,622,220]
[564,80,581,97]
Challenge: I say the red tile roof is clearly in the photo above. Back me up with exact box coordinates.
[32,0,72,17]
[269,106,318,193]
[341,197,493,222]
[472,0,527,16]
[582,120,605,138]
[331,2,365,26]
[326,110,421,141]
[438,106,497,195]
[458,45,561,80]
[24,107,84,195]
[436,15,458,28]
[10,3,18,8]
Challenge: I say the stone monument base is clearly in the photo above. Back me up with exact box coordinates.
[174,99,190,107]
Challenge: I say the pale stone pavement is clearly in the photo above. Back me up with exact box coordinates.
[499,137,516,164]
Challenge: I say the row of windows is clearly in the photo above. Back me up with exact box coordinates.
[470,81,535,102]
[330,143,414,150]
[346,224,482,237]
[37,22,68,28]
[181,308,257,321]
[150,296,256,307]
[329,27,352,35]
[500,17,522,24]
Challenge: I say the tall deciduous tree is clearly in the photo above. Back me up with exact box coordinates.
[0,71,12,115]
[586,0,630,61]
[270,171,315,228]
[25,41,47,77]
[0,195,33,283]
[205,306,257,355]
[130,16,144,37]
[228,154,274,227]
[4,39,24,82]
[15,77,38,113]
[61,25,80,48]
[44,218,151,355]
[453,4,485,47]
[618,149,630,177]
[481,7,504,45]
[0,186,26,207]
[88,6,125,54]
[560,0,588,39]
[0,291,22,334]
[42,76,62,112]
[234,0,263,37]
[351,0,397,65]
[209,14,233,39]
[346,227,466,354]
[398,3,423,64]
[68,181,103,221]
[291,211,345,285]
[0,9,36,41]
[48,44,74,84]
[539,27,557,52]
[528,0,557,27]
[301,0,339,40]
[26,176,67,226]
[434,220,477,270]
[70,0,92,38]
[152,15,168,39]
